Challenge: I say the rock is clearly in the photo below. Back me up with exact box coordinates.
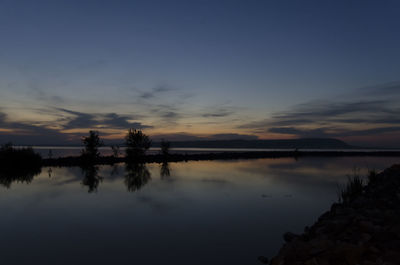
[268,164,400,265]
[358,220,375,233]
[359,233,372,242]
[257,256,269,264]
[283,232,299,243]
[304,257,319,265]
[389,224,400,238]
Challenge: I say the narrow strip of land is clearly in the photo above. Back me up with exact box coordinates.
[42,150,400,167]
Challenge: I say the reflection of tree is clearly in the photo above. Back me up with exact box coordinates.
[160,162,171,179]
[47,168,53,178]
[111,164,120,176]
[81,165,102,193]
[124,162,151,192]
[0,143,42,188]
[0,166,41,188]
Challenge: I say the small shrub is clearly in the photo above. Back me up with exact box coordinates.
[160,139,170,157]
[111,145,120,157]
[81,131,103,161]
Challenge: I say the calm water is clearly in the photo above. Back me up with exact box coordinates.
[0,156,399,265]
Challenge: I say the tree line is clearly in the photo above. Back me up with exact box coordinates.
[81,129,170,162]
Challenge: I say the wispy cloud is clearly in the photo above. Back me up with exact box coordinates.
[151,132,258,141]
[238,82,400,146]
[139,85,176,99]
[55,108,152,130]
[240,99,400,130]
[0,110,71,145]
[202,108,234,118]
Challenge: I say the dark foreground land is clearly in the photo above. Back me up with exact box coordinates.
[42,150,400,167]
[265,164,400,265]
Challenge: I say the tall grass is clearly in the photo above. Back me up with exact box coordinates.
[337,167,364,203]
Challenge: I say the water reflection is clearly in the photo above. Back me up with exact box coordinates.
[0,165,41,188]
[81,165,103,193]
[1,157,400,265]
[111,164,120,177]
[160,162,171,178]
[124,162,151,192]
[47,167,53,178]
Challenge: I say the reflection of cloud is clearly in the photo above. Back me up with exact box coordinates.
[136,195,173,212]
[200,178,230,186]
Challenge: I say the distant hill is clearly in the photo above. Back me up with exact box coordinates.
[152,138,354,149]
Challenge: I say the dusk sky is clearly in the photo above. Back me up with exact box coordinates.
[1,0,400,147]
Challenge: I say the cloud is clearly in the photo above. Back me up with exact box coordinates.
[202,108,234,118]
[0,111,73,145]
[56,108,152,130]
[360,81,400,95]
[151,132,258,141]
[240,99,400,131]
[151,132,203,141]
[207,133,259,140]
[139,85,175,99]
[150,104,182,123]
[237,82,400,147]
[268,126,400,142]
[0,107,154,145]
[268,127,325,137]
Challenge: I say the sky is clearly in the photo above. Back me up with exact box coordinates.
[1,0,400,147]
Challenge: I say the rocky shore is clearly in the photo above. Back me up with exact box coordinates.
[265,164,400,265]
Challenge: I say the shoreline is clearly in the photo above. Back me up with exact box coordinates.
[42,150,400,167]
[265,164,400,265]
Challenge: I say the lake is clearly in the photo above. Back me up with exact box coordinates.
[0,156,399,265]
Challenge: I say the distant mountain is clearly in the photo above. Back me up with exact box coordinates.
[152,138,354,149]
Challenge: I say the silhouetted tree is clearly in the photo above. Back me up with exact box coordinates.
[125,129,151,159]
[1,142,13,151]
[48,149,53,159]
[81,131,103,162]
[160,139,170,158]
[111,145,120,157]
[124,162,151,192]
